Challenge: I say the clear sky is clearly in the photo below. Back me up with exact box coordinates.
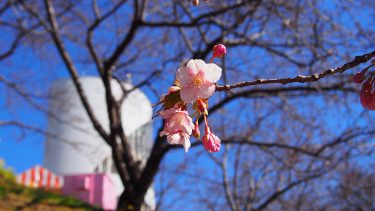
[0,51,60,173]
[0,0,373,197]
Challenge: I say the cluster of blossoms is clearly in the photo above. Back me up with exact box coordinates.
[158,44,226,152]
[353,60,375,109]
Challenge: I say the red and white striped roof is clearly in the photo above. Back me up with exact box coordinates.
[17,165,63,189]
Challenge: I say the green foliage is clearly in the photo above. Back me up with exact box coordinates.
[0,159,16,182]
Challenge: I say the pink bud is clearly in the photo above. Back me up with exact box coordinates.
[353,72,365,83]
[360,79,375,110]
[192,121,200,139]
[212,44,226,58]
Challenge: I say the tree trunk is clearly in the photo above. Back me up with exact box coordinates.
[117,190,145,211]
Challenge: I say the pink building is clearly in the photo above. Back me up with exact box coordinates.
[62,173,117,210]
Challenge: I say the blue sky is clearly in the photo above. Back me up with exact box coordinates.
[0,3,374,211]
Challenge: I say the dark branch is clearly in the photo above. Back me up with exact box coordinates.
[216,51,375,91]
[44,0,109,142]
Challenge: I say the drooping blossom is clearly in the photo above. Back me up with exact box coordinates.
[160,107,194,135]
[202,126,221,152]
[176,59,222,103]
[212,44,227,58]
[160,106,195,152]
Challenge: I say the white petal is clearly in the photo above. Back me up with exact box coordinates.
[187,59,206,73]
[204,63,222,83]
[167,133,181,145]
[180,88,198,103]
[182,136,191,153]
[176,66,193,86]
[180,118,193,135]
[198,84,215,99]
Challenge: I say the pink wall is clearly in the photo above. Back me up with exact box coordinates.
[62,173,117,210]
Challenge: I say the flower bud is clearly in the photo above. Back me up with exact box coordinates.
[197,99,208,115]
[353,72,365,83]
[168,86,180,93]
[192,0,199,6]
[360,79,375,109]
[192,121,200,138]
[212,44,226,58]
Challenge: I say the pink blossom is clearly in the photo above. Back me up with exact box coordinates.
[176,59,222,103]
[159,107,194,152]
[166,131,191,152]
[212,44,226,58]
[160,108,194,135]
[202,127,221,152]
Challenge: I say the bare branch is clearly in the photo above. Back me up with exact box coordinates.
[43,0,109,142]
[216,51,375,91]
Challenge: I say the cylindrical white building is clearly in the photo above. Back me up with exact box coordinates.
[44,77,155,208]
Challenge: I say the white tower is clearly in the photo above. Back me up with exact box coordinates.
[44,77,155,208]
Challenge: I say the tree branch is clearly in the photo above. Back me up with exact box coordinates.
[104,0,140,71]
[44,0,109,142]
[216,51,375,91]
[252,173,323,211]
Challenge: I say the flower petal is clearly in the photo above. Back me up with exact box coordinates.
[160,130,168,137]
[176,66,194,86]
[180,88,199,103]
[198,84,215,99]
[204,63,222,83]
[187,59,206,74]
[167,133,181,145]
[181,134,191,152]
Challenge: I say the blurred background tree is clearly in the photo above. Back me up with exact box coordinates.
[0,0,374,210]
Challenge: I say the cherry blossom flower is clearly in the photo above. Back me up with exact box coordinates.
[157,44,226,152]
[159,107,194,152]
[212,44,226,58]
[176,59,222,103]
[202,126,221,152]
